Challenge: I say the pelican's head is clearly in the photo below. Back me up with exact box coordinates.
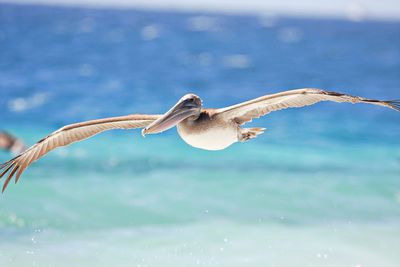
[142,94,202,136]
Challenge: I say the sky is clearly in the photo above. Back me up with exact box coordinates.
[1,0,400,21]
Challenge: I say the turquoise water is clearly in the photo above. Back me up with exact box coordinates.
[0,4,400,266]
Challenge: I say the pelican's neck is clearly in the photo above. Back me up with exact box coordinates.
[183,109,203,122]
[179,109,218,128]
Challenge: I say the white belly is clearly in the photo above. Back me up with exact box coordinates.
[177,124,238,151]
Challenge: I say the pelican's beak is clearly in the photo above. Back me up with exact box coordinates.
[142,95,201,136]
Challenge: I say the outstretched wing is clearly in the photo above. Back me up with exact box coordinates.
[0,114,160,192]
[215,88,400,125]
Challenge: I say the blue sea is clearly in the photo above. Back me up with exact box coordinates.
[0,3,399,266]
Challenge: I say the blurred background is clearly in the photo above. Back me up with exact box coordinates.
[0,0,399,266]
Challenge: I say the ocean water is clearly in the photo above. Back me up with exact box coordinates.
[0,4,400,267]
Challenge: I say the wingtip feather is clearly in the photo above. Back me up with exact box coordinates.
[0,156,23,192]
[387,100,400,112]
[0,160,13,171]
[2,166,19,192]
[0,163,14,179]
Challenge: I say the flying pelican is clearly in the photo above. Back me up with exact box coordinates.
[1,88,399,192]
[0,131,26,156]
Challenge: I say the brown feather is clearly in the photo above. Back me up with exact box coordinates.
[215,88,399,125]
[3,166,19,192]
[0,114,160,192]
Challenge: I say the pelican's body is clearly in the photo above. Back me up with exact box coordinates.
[177,110,238,150]
[1,88,399,192]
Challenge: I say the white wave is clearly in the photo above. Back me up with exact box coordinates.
[187,16,220,32]
[258,15,277,28]
[223,54,251,69]
[8,92,48,112]
[141,24,161,40]
[278,27,303,43]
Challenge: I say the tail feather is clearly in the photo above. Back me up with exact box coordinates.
[249,127,266,136]
[240,127,266,142]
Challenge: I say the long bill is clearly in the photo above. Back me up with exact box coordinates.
[141,97,200,136]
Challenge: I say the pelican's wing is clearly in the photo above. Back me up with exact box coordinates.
[0,114,160,192]
[215,88,400,125]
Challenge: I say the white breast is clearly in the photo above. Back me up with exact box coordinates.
[177,124,238,151]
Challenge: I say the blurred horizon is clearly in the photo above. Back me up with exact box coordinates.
[1,0,400,21]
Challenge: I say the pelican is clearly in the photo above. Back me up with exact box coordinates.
[0,131,26,156]
[1,88,399,192]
